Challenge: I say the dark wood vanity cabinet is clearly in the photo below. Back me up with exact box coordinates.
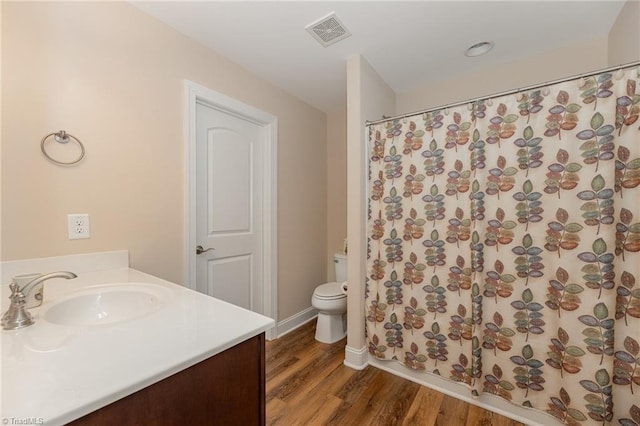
[69,333,265,425]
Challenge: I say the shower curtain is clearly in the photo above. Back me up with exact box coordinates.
[366,65,639,425]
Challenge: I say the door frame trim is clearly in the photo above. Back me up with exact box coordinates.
[184,80,278,339]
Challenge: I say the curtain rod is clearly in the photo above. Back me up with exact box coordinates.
[366,60,640,127]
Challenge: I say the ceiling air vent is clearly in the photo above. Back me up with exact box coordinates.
[305,12,351,48]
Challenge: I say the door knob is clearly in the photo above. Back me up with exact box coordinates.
[196,245,215,255]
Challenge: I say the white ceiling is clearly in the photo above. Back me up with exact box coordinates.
[132,1,626,113]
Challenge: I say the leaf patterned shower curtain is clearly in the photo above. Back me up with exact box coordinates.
[366,66,640,425]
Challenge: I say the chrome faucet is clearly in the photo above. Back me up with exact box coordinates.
[1,271,77,330]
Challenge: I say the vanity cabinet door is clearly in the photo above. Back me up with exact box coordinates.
[69,333,265,425]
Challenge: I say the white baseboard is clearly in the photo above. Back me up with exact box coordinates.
[344,345,368,370]
[368,357,561,426]
[276,306,317,338]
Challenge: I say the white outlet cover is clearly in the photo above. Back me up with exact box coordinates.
[68,214,90,240]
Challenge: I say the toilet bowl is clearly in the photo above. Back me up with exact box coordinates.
[311,254,347,343]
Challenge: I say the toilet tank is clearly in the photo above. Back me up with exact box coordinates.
[334,253,348,282]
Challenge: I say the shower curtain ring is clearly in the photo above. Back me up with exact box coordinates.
[579,74,588,87]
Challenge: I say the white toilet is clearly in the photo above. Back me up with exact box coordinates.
[311,253,348,343]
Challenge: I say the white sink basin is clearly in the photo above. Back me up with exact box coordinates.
[43,283,166,326]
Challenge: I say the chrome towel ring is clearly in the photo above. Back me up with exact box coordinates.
[40,130,85,165]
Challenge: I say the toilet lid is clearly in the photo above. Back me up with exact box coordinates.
[314,282,346,300]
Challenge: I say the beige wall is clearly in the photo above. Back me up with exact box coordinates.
[608,0,640,65]
[326,106,347,281]
[1,2,327,321]
[345,55,395,359]
[396,36,609,114]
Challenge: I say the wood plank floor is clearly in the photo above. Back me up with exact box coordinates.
[265,321,524,426]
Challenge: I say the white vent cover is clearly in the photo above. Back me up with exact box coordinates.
[305,12,351,47]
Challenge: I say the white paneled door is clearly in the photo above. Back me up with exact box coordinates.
[195,101,264,311]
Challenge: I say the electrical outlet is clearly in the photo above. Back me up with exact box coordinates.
[67,214,90,240]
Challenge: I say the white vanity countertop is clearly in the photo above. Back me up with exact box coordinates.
[1,267,275,425]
